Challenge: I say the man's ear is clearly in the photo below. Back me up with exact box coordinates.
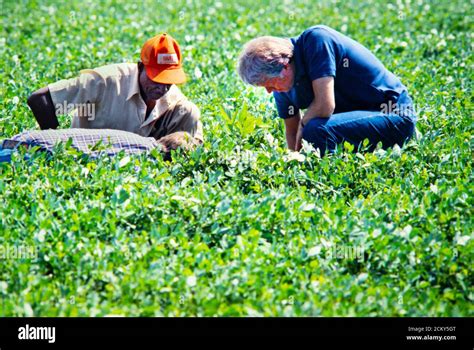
[280,64,289,78]
[281,63,295,82]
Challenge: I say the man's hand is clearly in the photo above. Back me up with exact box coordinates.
[157,131,200,152]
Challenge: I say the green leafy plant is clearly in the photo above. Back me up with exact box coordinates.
[0,0,472,317]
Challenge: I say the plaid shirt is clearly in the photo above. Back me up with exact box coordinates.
[3,128,162,157]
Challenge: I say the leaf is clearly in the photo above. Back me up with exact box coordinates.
[307,246,321,257]
[118,156,130,168]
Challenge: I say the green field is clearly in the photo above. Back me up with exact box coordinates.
[0,0,472,316]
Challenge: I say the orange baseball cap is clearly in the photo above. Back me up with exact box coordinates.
[140,33,186,84]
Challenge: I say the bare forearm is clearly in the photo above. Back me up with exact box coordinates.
[27,87,59,129]
[285,130,297,151]
[301,100,333,125]
[283,115,301,151]
[301,77,336,125]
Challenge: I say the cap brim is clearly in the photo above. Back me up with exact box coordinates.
[145,65,187,84]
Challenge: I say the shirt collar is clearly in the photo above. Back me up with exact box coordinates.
[140,84,185,128]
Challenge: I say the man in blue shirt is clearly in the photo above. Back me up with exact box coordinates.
[238,25,416,155]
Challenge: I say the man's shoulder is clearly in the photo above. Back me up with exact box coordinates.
[166,85,195,107]
[297,25,338,44]
[80,63,137,80]
[303,25,335,35]
[173,93,200,117]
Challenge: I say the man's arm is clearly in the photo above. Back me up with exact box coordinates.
[27,87,59,129]
[295,76,335,151]
[301,76,335,125]
[284,113,301,151]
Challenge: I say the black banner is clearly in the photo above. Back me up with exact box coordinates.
[0,317,472,346]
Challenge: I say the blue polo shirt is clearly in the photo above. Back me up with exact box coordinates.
[273,25,408,119]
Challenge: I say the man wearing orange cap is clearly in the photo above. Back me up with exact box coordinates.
[26,33,203,143]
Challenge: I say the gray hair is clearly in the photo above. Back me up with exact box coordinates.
[237,36,294,85]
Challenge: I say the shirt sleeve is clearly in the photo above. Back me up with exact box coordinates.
[194,119,204,143]
[302,28,337,81]
[185,101,203,142]
[48,70,105,116]
[162,100,204,142]
[273,92,299,119]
